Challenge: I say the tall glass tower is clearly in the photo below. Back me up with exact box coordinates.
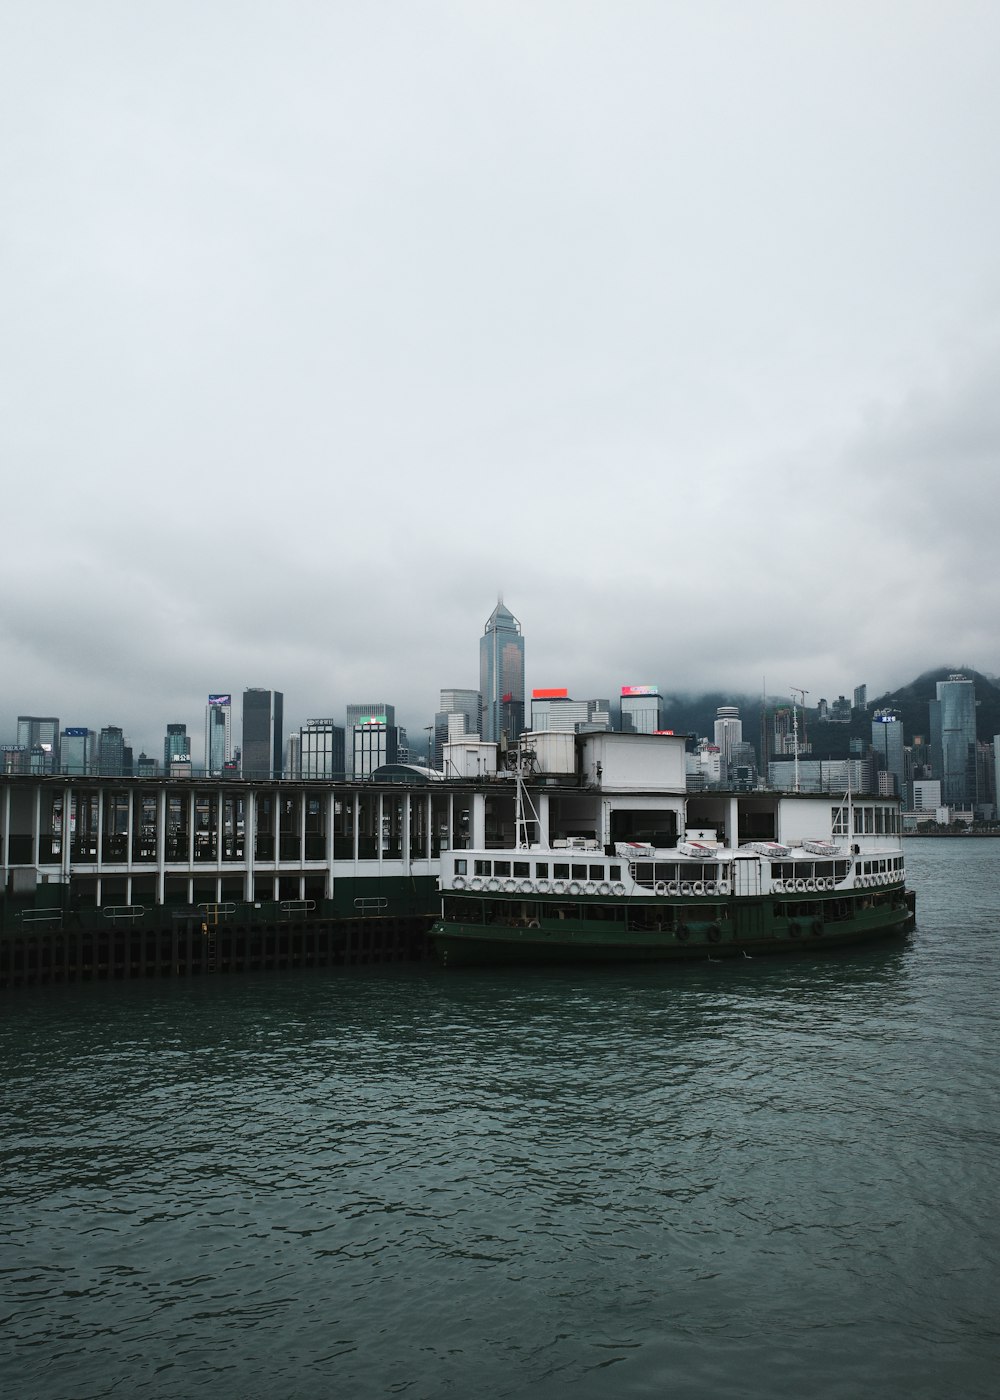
[242,689,284,780]
[205,695,232,775]
[931,674,977,807]
[479,601,524,746]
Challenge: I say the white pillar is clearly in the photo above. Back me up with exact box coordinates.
[156,787,166,904]
[472,791,487,848]
[325,790,336,900]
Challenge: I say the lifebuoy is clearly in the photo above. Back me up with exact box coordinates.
[552,881,566,895]
[518,881,533,895]
[568,881,582,896]
[584,882,597,896]
[805,878,816,892]
[680,882,692,896]
[795,879,806,893]
[469,877,483,892]
[486,878,500,892]
[810,921,823,937]
[654,881,668,896]
[718,880,731,896]
[527,919,540,929]
[772,879,784,894]
[536,879,550,894]
[612,882,626,896]
[452,875,466,890]
[597,882,611,897]
[503,879,517,893]
[693,881,705,896]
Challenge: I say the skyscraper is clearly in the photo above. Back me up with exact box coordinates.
[205,694,232,776]
[620,686,663,734]
[930,674,977,808]
[98,726,128,777]
[346,703,398,778]
[17,716,59,773]
[433,688,481,767]
[871,710,906,799]
[479,601,524,745]
[242,689,284,780]
[163,723,191,772]
[299,719,346,779]
[714,706,743,780]
[61,727,95,775]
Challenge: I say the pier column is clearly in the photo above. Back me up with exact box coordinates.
[402,795,411,874]
[2,784,10,869]
[244,790,256,901]
[325,790,336,900]
[62,787,73,883]
[156,787,166,904]
[96,783,104,875]
[188,790,196,866]
[126,788,134,877]
[471,791,486,848]
[32,784,41,867]
[425,794,432,860]
[377,794,384,869]
[352,792,359,866]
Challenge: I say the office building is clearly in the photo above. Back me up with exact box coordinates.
[620,686,663,734]
[98,726,129,777]
[353,720,398,778]
[242,689,284,780]
[479,601,524,746]
[432,689,481,768]
[930,674,976,807]
[714,706,743,780]
[299,719,346,780]
[870,711,906,799]
[17,716,59,773]
[205,694,232,776]
[530,690,612,733]
[854,685,868,712]
[163,724,191,773]
[61,727,95,775]
[346,703,396,777]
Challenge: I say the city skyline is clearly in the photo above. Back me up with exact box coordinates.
[6,654,999,775]
[4,7,1000,756]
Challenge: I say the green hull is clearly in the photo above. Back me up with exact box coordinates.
[431,890,914,968]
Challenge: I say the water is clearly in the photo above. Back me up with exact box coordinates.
[3,839,999,1399]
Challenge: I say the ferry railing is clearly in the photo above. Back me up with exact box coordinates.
[17,907,64,926]
[197,901,238,926]
[278,899,316,920]
[353,896,389,916]
[102,905,146,925]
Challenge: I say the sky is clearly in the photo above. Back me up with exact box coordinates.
[3,2,1000,758]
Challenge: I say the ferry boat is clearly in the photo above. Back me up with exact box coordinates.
[430,732,915,967]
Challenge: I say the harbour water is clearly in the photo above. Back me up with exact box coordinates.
[2,839,998,1398]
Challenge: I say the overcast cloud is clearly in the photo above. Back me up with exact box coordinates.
[3,2,999,755]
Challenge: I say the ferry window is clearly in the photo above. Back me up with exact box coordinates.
[474,860,490,876]
[589,865,604,880]
[455,859,467,875]
[535,862,549,878]
[571,864,588,878]
[635,863,654,886]
[609,865,621,880]
[832,806,848,836]
[553,863,570,879]
[654,864,676,884]
[875,808,885,834]
[494,861,511,876]
[513,861,530,877]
